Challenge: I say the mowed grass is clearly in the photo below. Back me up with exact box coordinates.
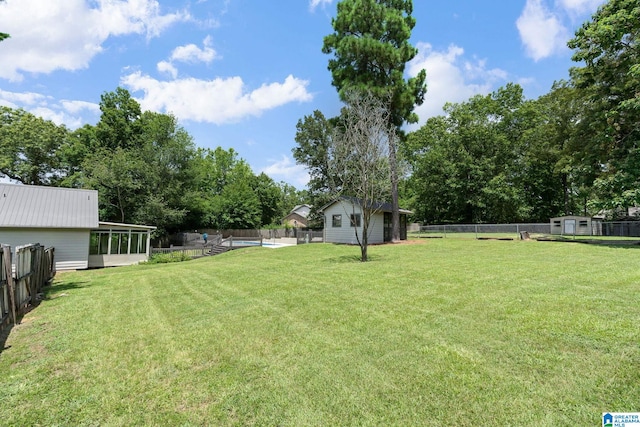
[1,239,639,426]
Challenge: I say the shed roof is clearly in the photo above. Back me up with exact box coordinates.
[0,183,99,229]
[320,196,412,215]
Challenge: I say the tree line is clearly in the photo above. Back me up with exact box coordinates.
[2,0,637,241]
[0,88,306,236]
[294,0,639,226]
[402,0,639,224]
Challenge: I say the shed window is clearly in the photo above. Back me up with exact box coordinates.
[350,214,361,227]
[579,221,588,227]
[332,214,342,227]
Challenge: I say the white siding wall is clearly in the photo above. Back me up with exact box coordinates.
[88,254,148,268]
[324,202,384,244]
[0,228,90,270]
[368,213,384,244]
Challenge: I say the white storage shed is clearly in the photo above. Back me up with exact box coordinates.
[550,215,601,236]
[321,197,412,244]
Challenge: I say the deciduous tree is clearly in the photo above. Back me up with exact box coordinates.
[292,110,336,222]
[405,84,538,223]
[323,0,427,242]
[0,107,67,185]
[568,0,640,212]
[329,91,393,261]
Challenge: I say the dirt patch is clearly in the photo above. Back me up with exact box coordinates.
[393,239,429,245]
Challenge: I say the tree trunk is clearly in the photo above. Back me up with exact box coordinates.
[562,173,569,215]
[360,237,368,262]
[389,136,400,243]
[360,214,369,261]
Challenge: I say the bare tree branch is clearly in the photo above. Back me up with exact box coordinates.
[328,90,395,261]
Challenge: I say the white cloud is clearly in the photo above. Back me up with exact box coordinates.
[557,0,603,15]
[170,36,218,64]
[406,42,509,126]
[157,60,178,79]
[309,0,332,11]
[60,100,101,115]
[30,107,84,128]
[0,89,49,107]
[121,72,313,124]
[0,0,188,81]
[158,36,219,79]
[516,0,570,61]
[261,155,310,188]
[0,89,99,129]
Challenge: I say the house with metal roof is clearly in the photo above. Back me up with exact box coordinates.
[0,183,155,270]
[320,197,412,244]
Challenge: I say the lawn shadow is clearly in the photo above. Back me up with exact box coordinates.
[537,238,640,249]
[0,280,88,356]
[602,243,640,250]
[324,253,383,263]
[0,322,14,355]
[42,280,89,299]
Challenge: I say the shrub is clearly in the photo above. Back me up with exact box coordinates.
[145,252,192,264]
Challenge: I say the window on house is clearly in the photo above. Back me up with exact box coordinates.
[90,230,146,255]
[130,233,139,254]
[89,232,99,255]
[110,233,121,254]
[332,214,342,227]
[140,234,148,254]
[119,232,129,254]
[109,232,131,255]
[350,213,361,227]
[130,233,148,254]
[89,232,110,255]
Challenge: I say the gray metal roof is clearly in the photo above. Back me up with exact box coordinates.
[290,204,311,218]
[319,196,413,215]
[0,184,99,228]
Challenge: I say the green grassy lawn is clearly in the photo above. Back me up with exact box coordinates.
[411,231,523,239]
[410,230,640,241]
[1,239,639,426]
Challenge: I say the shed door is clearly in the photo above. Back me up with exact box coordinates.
[383,213,392,242]
[564,219,576,235]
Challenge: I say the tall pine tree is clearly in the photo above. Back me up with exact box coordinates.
[323,0,426,242]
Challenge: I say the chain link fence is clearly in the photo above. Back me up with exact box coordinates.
[417,221,640,239]
[601,222,640,237]
[417,223,551,239]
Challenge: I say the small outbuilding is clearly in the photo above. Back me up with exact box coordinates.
[0,183,155,270]
[321,197,412,244]
[550,215,601,236]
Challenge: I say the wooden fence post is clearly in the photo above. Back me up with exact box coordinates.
[30,246,36,305]
[2,246,17,325]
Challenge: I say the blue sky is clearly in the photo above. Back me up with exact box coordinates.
[0,0,604,188]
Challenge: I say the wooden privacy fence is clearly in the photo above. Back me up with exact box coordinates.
[0,243,55,328]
